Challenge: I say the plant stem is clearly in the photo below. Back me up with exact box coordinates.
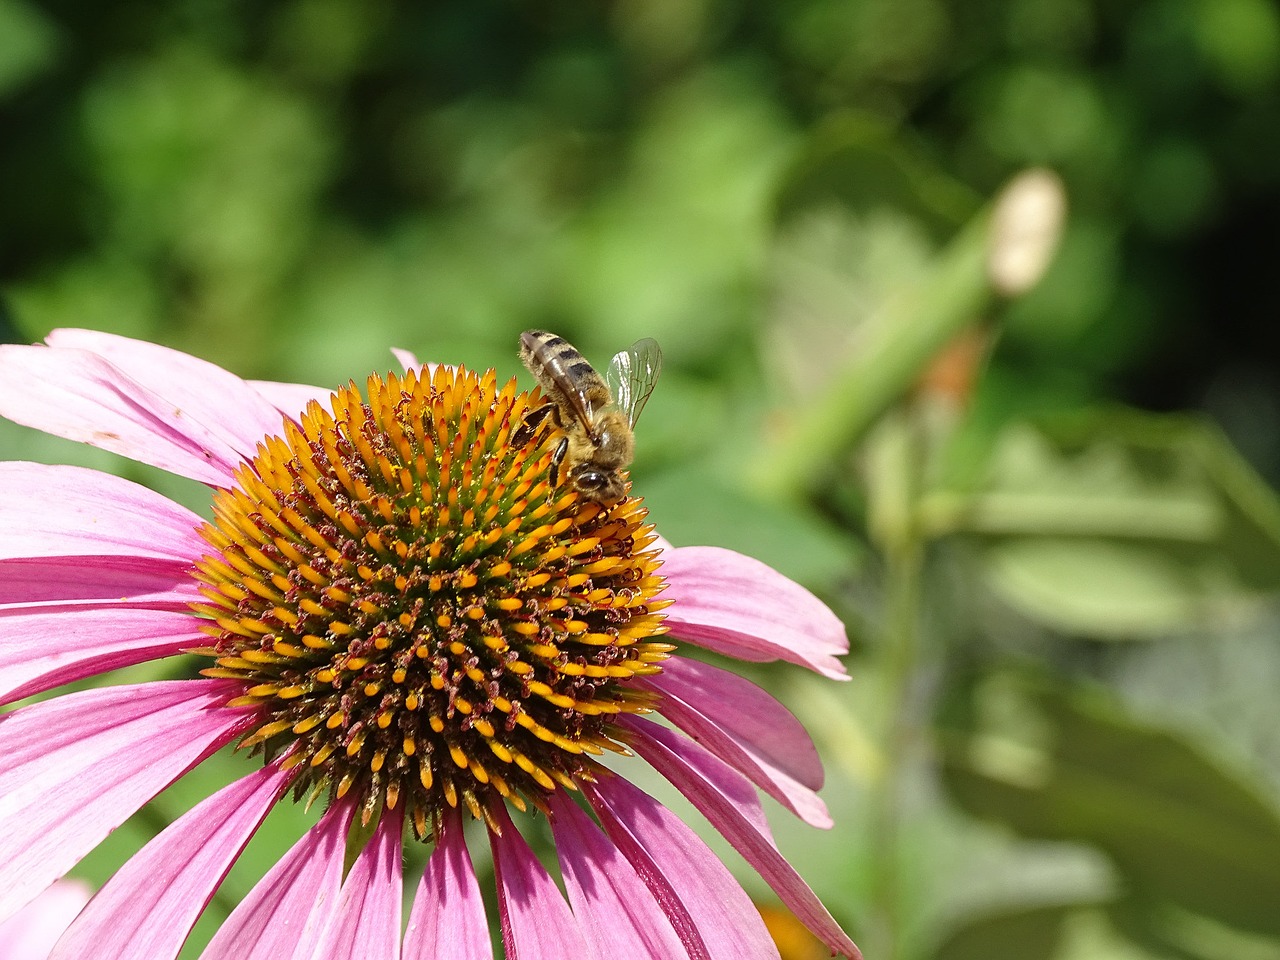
[874,539,925,960]
[863,410,927,960]
[753,210,991,501]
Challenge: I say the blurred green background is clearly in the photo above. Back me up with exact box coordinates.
[3,1,1280,958]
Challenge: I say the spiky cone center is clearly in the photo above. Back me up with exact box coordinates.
[191,365,672,835]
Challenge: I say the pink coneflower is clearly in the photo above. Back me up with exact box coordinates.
[0,328,860,960]
[0,880,92,960]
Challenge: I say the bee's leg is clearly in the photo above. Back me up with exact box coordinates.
[512,401,557,448]
[549,436,569,486]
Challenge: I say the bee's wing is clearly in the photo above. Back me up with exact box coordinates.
[607,337,662,427]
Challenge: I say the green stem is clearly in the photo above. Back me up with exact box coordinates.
[863,411,927,960]
[871,536,924,960]
[916,490,1221,541]
[753,208,992,501]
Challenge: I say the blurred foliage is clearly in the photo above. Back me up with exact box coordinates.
[3,0,1280,958]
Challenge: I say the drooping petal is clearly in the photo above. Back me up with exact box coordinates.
[391,349,422,372]
[0,556,198,607]
[548,792,687,960]
[248,380,335,419]
[624,717,861,959]
[660,546,850,680]
[0,462,207,563]
[391,351,453,380]
[313,807,403,960]
[489,804,594,960]
[43,328,290,463]
[0,679,251,925]
[0,341,247,486]
[658,659,824,790]
[643,659,831,827]
[198,798,351,960]
[0,879,92,960]
[403,806,493,960]
[49,761,292,960]
[0,605,202,706]
[586,775,779,960]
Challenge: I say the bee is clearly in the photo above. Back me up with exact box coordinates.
[517,329,662,505]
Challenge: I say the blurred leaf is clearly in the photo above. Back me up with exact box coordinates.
[1129,140,1220,239]
[1194,0,1280,95]
[7,256,164,343]
[928,901,1080,960]
[980,538,1233,637]
[931,902,1178,960]
[1111,896,1280,960]
[641,462,862,588]
[0,0,58,96]
[941,671,1280,938]
[766,204,936,406]
[758,176,1014,497]
[773,113,978,235]
[561,69,793,358]
[975,65,1114,169]
[1060,908,1181,960]
[269,0,391,83]
[926,411,1280,636]
[1001,217,1122,353]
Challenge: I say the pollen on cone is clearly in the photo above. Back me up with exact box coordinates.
[193,365,670,829]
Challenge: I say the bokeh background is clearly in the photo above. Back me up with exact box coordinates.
[3,1,1280,958]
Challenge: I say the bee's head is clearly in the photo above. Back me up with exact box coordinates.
[570,465,626,505]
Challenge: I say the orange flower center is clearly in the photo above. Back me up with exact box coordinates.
[191,365,671,835]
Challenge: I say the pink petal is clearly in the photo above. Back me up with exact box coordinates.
[391,352,455,381]
[248,379,335,418]
[660,659,824,791]
[0,605,201,706]
[660,546,850,680]
[0,342,245,486]
[548,792,686,959]
[403,806,493,960]
[624,717,861,959]
[49,762,292,960]
[0,879,92,960]
[643,659,831,827]
[391,349,422,371]
[197,799,351,960]
[314,807,404,960]
[585,775,779,960]
[489,804,594,960]
[0,463,207,562]
[0,557,197,607]
[0,679,251,926]
[44,328,289,464]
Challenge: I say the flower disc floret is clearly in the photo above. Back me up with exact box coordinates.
[192,365,672,834]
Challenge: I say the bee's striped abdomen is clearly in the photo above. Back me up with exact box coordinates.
[519,330,612,420]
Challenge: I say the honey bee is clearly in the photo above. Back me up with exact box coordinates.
[517,329,662,505]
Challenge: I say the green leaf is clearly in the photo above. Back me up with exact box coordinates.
[981,537,1227,637]
[640,462,863,588]
[0,0,59,97]
[925,411,1280,637]
[1110,895,1280,960]
[773,113,978,235]
[941,672,1280,938]
[928,902,1083,960]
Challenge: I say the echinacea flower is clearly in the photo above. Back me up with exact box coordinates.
[0,328,861,960]
[0,880,92,960]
